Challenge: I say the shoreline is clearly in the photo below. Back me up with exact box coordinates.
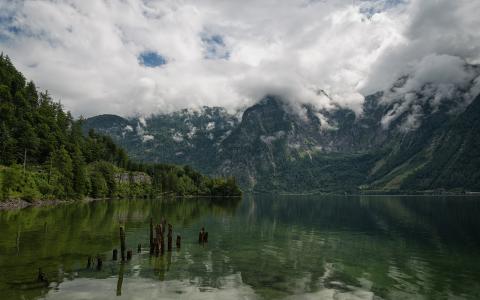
[0,195,242,211]
[0,198,102,211]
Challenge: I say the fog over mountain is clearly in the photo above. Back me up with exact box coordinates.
[1,0,479,118]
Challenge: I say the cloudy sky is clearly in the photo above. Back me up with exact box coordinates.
[1,0,479,117]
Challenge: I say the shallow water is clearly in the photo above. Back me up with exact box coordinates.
[0,195,479,299]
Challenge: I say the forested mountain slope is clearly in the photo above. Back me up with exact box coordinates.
[0,54,241,201]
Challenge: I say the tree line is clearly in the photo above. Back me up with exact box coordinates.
[0,53,241,201]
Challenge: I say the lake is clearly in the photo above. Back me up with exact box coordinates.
[0,195,479,299]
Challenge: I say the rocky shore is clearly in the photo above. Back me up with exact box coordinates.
[0,198,84,211]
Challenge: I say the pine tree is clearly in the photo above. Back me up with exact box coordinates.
[52,146,74,199]
[72,146,87,198]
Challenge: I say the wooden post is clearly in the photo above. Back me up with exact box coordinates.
[37,268,48,283]
[153,238,159,256]
[160,233,165,255]
[149,218,154,254]
[137,243,141,253]
[127,250,132,260]
[198,227,205,244]
[120,226,126,262]
[167,224,173,251]
[97,257,103,270]
[156,224,164,255]
[176,235,181,248]
[87,256,92,268]
[112,249,118,261]
[116,263,124,296]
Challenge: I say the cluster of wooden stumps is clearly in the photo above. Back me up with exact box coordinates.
[149,218,182,256]
[37,219,209,287]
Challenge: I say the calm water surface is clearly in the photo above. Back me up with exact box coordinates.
[0,195,479,299]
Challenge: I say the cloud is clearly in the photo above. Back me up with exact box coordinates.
[360,0,480,96]
[0,0,478,117]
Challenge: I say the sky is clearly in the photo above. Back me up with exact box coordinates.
[0,0,479,117]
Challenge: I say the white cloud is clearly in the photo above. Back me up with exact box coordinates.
[0,0,479,117]
[360,0,480,96]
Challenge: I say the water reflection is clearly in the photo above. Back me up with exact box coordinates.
[0,195,479,299]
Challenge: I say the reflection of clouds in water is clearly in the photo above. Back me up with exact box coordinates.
[43,270,379,300]
[44,274,259,300]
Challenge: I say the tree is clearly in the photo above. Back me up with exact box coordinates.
[51,146,73,199]
[72,146,87,198]
[91,161,116,197]
[90,171,107,198]
[0,164,22,200]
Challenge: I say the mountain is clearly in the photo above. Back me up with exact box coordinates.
[84,79,480,193]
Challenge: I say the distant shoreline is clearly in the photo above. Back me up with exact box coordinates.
[250,190,480,196]
[1,192,477,211]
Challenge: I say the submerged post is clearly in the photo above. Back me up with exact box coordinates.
[167,224,173,251]
[160,233,165,255]
[176,235,181,248]
[127,250,133,260]
[149,218,154,254]
[37,268,48,283]
[120,226,126,262]
[116,263,125,296]
[153,238,159,256]
[137,243,141,253]
[156,224,165,255]
[198,227,205,244]
[97,257,103,270]
[87,256,92,268]
[112,249,118,261]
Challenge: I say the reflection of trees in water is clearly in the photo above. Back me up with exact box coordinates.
[244,195,480,248]
[1,196,479,299]
[0,197,241,300]
[235,195,480,299]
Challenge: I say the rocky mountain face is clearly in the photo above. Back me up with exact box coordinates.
[84,79,480,193]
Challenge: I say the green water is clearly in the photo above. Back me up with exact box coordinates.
[0,195,479,300]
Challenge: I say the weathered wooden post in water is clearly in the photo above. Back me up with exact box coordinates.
[167,224,173,251]
[127,250,133,260]
[155,224,165,255]
[198,227,209,243]
[149,218,154,254]
[97,257,103,270]
[153,238,158,256]
[199,227,205,244]
[116,263,125,296]
[120,226,126,261]
[112,249,118,261]
[37,268,48,283]
[138,243,142,253]
[198,228,203,243]
[176,235,181,248]
[87,256,92,268]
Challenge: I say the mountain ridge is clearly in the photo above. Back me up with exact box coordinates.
[84,86,480,193]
